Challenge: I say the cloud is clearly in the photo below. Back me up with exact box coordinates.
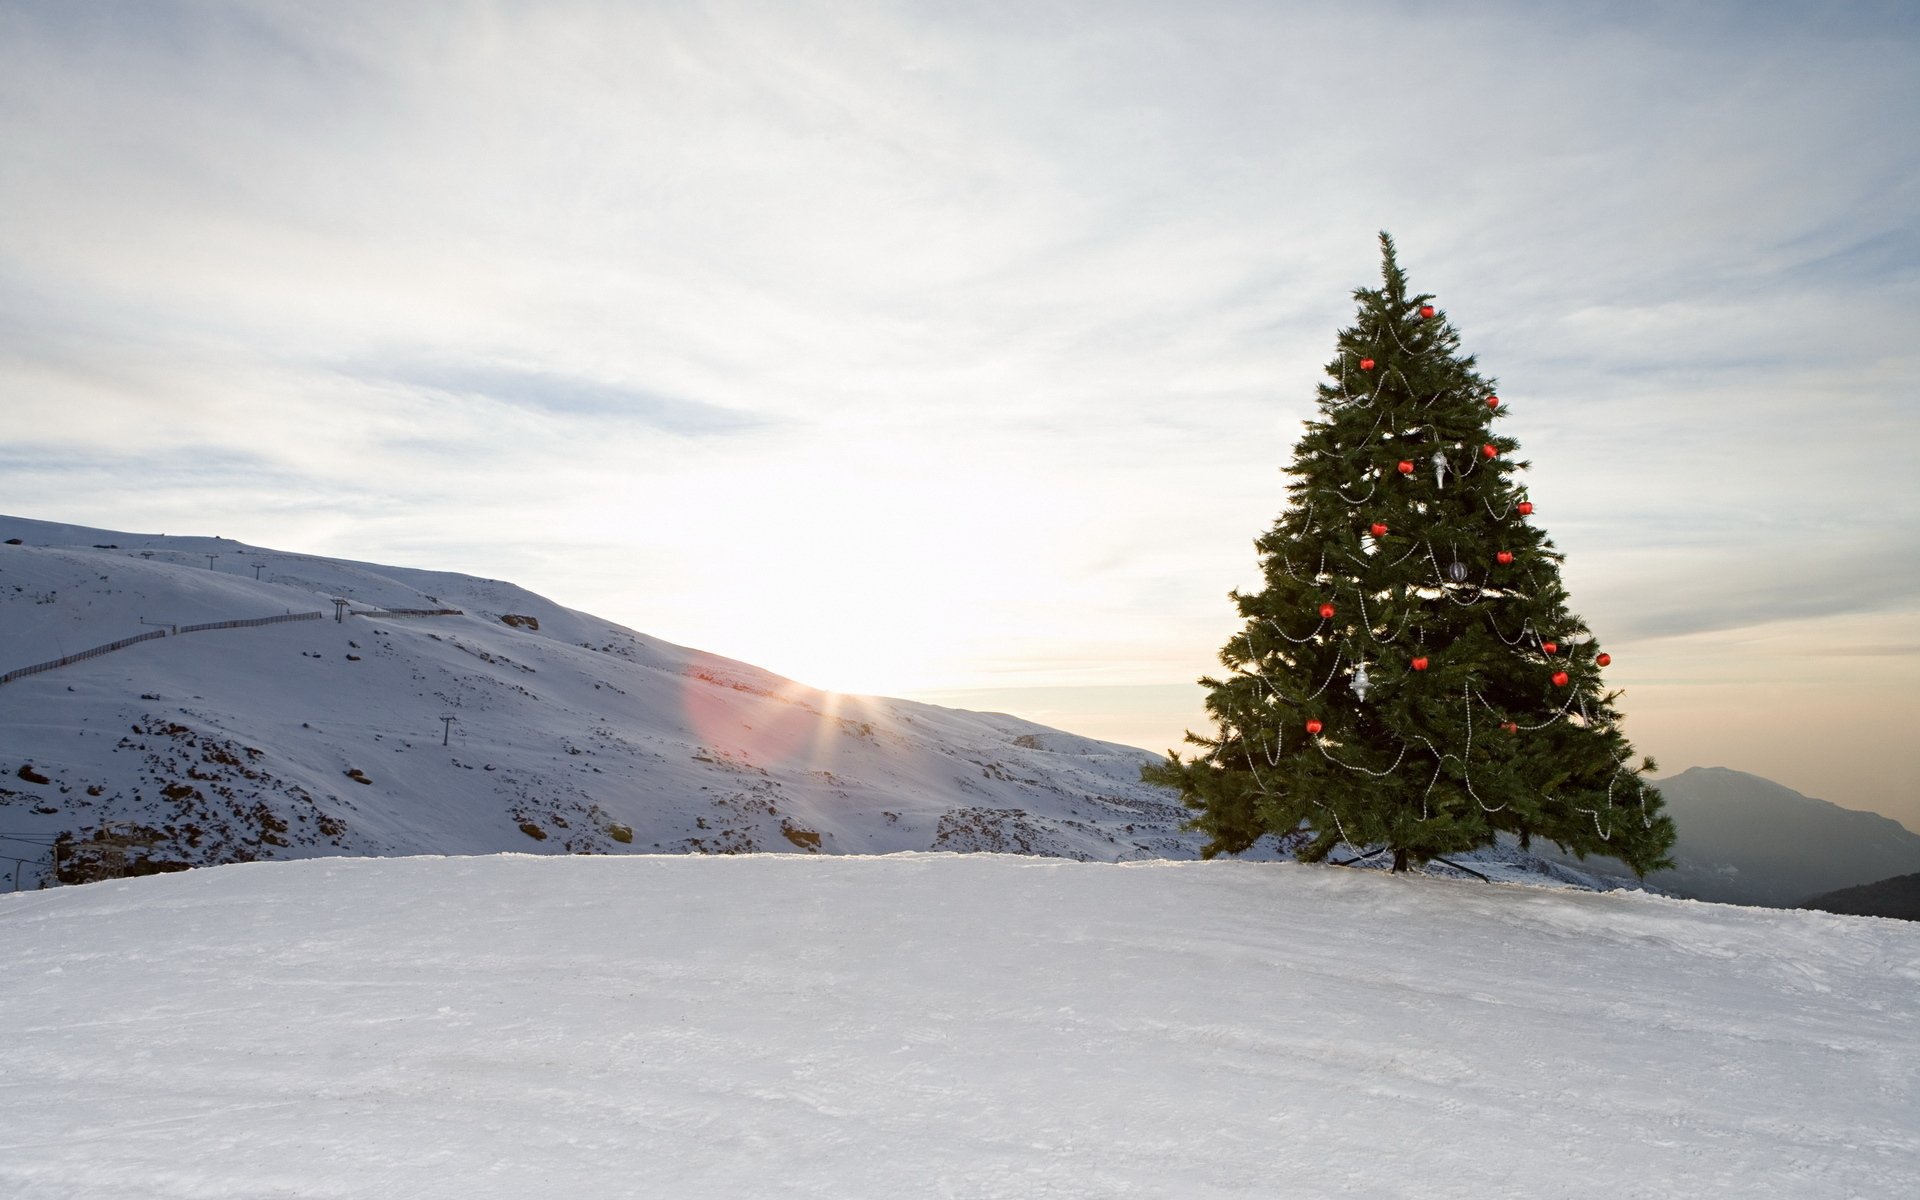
[1586,540,1920,643]
[361,363,772,435]
[1814,643,1920,657]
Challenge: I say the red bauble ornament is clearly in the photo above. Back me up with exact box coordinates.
[1419,305,1436,318]
[1305,719,1323,735]
[1486,395,1500,408]
[1502,722,1518,734]
[1482,443,1498,459]
[1370,522,1389,538]
[1319,603,1336,619]
[1596,653,1612,667]
[1496,551,1514,564]
[1359,358,1376,371]
[1541,641,1558,655]
[1516,501,1534,516]
[1411,656,1430,672]
[1552,671,1570,687]
[1396,460,1414,475]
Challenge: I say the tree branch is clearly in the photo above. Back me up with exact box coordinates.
[1431,856,1491,882]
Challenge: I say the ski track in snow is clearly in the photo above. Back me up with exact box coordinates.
[1,854,1915,1199]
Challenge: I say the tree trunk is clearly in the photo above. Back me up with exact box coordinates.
[1391,847,1408,873]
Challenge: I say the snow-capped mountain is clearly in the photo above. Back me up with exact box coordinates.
[1,515,1261,886]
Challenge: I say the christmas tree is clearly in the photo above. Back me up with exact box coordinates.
[1145,233,1675,876]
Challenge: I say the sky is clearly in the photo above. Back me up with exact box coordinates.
[2,0,1916,826]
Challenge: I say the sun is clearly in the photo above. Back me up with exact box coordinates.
[745,586,972,698]
[646,444,1029,700]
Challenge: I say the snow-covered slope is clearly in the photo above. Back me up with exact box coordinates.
[2,516,1252,884]
[1,853,1914,1198]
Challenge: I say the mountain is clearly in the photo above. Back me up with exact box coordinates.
[1538,766,1920,908]
[3,854,1915,1197]
[1800,872,1920,921]
[3,515,1262,886]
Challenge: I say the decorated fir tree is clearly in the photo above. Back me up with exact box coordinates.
[1145,233,1675,876]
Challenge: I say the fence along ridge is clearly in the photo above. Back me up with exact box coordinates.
[0,610,323,686]
[176,611,324,635]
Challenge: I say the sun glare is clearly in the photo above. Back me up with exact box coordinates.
[747,586,972,698]
[646,432,1055,701]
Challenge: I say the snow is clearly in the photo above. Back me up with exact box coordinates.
[0,515,1255,877]
[3,853,1915,1198]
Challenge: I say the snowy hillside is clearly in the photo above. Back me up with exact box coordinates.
[2,853,1914,1198]
[2,515,1255,886]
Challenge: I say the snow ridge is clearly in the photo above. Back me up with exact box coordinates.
[0,516,1272,885]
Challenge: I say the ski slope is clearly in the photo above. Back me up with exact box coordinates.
[2,853,1914,1198]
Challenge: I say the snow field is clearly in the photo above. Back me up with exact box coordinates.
[1,853,1914,1198]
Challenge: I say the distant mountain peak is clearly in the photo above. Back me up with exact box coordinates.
[1547,765,1920,907]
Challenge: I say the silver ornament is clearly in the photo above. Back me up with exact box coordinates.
[1352,661,1371,701]
[1448,561,1468,583]
[1431,450,1447,488]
